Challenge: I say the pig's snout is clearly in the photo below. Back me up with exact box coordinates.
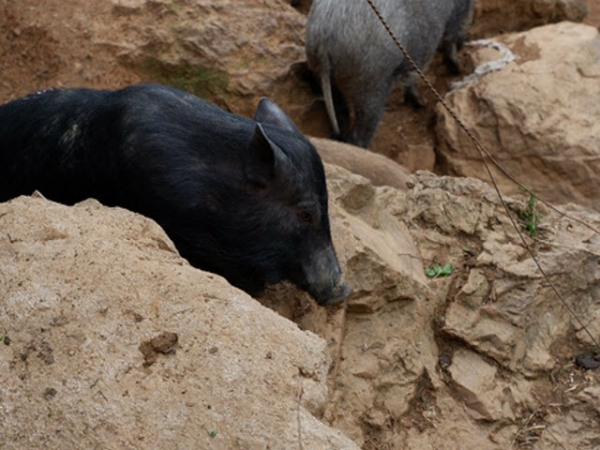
[303,244,352,306]
[317,279,352,305]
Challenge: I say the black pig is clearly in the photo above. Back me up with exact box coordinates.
[0,83,351,305]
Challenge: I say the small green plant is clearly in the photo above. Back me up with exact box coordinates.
[208,429,218,438]
[518,188,541,237]
[425,263,453,278]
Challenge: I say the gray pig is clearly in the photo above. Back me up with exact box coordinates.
[305,0,475,148]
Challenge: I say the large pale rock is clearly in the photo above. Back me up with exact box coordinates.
[0,196,359,450]
[2,164,600,450]
[436,22,600,211]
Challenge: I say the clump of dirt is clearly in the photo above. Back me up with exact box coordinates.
[139,331,179,367]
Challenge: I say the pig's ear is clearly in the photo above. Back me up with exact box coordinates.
[253,97,300,134]
[244,123,290,188]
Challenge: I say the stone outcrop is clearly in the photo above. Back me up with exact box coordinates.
[0,0,309,118]
[0,195,359,450]
[2,165,600,449]
[436,22,600,212]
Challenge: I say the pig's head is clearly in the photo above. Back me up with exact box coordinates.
[236,98,351,305]
[161,96,351,305]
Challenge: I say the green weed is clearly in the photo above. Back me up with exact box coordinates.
[425,263,453,278]
[518,189,541,238]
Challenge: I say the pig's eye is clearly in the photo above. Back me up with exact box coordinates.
[297,209,315,225]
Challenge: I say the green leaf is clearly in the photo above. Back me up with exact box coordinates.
[441,264,453,276]
[425,264,440,277]
[425,263,453,278]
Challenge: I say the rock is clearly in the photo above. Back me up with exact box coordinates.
[436,22,600,212]
[262,168,600,448]
[311,137,410,191]
[2,165,600,449]
[0,196,359,450]
[0,0,310,118]
[410,172,600,375]
[448,349,514,421]
[578,386,600,414]
[471,0,588,38]
[109,0,309,116]
[401,172,600,448]
[534,385,600,449]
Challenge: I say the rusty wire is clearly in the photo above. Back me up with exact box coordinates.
[363,0,599,348]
